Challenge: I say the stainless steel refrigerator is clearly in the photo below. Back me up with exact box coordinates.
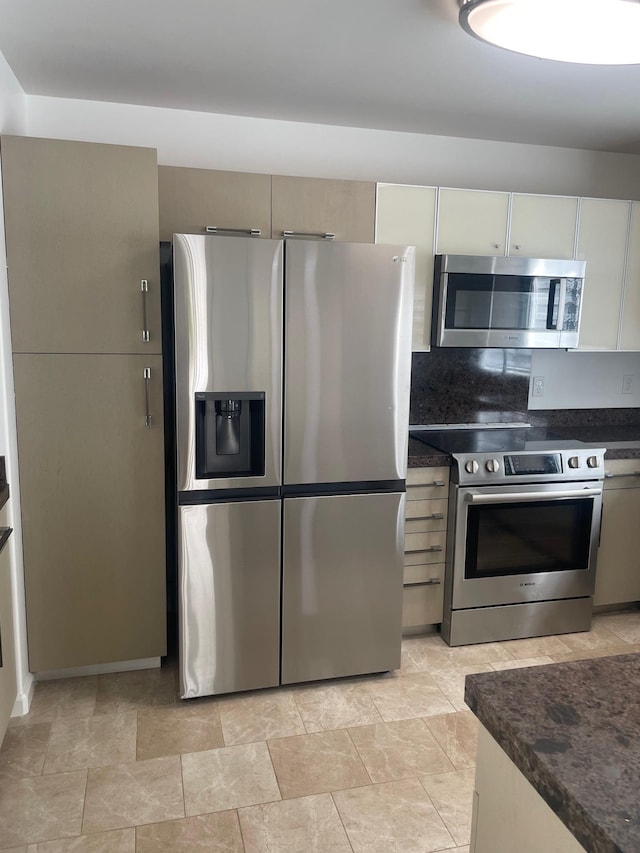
[173,233,414,699]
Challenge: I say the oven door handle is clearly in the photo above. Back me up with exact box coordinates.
[465,487,602,504]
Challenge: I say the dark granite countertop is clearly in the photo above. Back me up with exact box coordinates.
[407,437,451,469]
[551,426,640,460]
[465,654,640,853]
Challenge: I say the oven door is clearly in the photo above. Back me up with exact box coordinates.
[449,480,602,609]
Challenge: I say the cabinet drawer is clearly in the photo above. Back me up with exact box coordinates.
[402,576,444,628]
[404,530,446,561]
[407,466,449,487]
[403,562,445,586]
[405,497,447,524]
[604,459,640,489]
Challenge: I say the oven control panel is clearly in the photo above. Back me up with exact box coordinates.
[452,448,605,485]
[504,453,561,476]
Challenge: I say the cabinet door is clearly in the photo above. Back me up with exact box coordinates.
[595,483,640,607]
[158,165,272,241]
[14,353,166,672]
[376,184,436,351]
[577,198,630,351]
[271,175,375,242]
[620,202,640,350]
[509,194,578,259]
[2,135,161,354]
[436,189,509,256]
[0,527,17,739]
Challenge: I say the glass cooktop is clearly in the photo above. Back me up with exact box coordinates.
[409,427,587,455]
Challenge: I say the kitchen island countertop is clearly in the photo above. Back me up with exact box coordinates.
[465,653,640,853]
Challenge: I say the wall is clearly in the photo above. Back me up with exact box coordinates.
[26,96,640,201]
[529,351,640,410]
[0,53,32,715]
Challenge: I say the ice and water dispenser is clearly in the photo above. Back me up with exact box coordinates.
[195,392,265,478]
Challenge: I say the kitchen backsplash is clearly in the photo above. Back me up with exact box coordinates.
[410,348,640,428]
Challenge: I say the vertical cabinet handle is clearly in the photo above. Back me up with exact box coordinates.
[141,280,150,343]
[144,367,152,427]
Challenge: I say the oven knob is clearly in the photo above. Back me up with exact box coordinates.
[485,458,500,473]
[568,456,580,469]
[587,455,600,469]
[465,460,479,474]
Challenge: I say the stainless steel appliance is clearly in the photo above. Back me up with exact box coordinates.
[432,254,586,348]
[412,428,605,645]
[173,234,415,698]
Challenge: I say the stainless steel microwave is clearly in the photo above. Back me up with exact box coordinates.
[431,254,586,348]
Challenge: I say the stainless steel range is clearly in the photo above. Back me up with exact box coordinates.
[412,428,606,646]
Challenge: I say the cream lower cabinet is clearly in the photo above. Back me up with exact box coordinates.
[472,725,585,853]
[594,459,640,608]
[13,354,166,672]
[402,466,449,632]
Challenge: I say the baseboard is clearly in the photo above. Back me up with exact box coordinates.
[35,657,162,682]
[11,672,35,717]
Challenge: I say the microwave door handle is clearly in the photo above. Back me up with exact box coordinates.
[466,487,602,504]
[547,279,567,330]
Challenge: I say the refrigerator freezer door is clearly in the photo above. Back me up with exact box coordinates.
[174,234,283,492]
[179,500,281,697]
[281,492,405,684]
[284,240,414,486]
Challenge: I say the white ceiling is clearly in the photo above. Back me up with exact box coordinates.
[2,0,640,154]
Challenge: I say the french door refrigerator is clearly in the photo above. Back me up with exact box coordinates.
[173,233,414,699]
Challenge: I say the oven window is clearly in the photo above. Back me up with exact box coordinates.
[465,498,593,578]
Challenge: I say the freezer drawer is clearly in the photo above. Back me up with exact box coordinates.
[281,492,404,684]
[179,500,280,698]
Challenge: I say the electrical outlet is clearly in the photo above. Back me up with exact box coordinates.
[532,376,545,397]
[622,374,635,395]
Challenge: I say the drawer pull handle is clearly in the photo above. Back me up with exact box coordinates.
[410,513,444,521]
[143,367,152,428]
[406,578,442,587]
[283,230,336,240]
[605,472,640,479]
[140,280,150,343]
[432,480,446,487]
[205,226,262,236]
[410,546,443,554]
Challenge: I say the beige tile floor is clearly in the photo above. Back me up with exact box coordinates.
[1,610,639,852]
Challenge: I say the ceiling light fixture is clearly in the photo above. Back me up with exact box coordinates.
[458,0,640,64]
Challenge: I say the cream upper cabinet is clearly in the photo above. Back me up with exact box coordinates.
[271,175,375,243]
[376,184,436,351]
[1,135,161,355]
[509,194,578,259]
[436,188,509,256]
[620,201,640,350]
[576,198,630,351]
[158,165,272,241]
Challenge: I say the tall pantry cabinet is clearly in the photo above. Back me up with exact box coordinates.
[1,136,166,672]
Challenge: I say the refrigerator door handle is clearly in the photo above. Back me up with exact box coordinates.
[282,230,335,240]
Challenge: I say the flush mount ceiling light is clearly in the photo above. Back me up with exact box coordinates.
[458,0,640,64]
